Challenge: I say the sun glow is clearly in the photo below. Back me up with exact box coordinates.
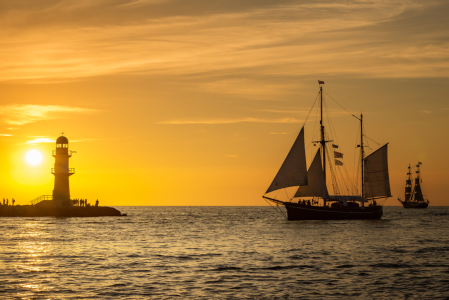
[25,150,43,166]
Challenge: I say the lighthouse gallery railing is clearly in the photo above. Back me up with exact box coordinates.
[51,168,75,174]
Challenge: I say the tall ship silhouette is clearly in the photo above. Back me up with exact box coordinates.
[398,163,429,208]
[263,81,391,220]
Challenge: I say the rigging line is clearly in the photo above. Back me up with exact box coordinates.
[323,91,359,120]
[264,198,287,220]
[306,101,320,155]
[353,123,360,190]
[343,165,356,195]
[323,97,339,147]
[330,142,351,195]
[364,134,380,145]
[303,91,321,127]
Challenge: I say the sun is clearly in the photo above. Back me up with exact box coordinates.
[25,150,43,166]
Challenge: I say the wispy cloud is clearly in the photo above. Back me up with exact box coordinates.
[26,138,55,144]
[0,0,447,83]
[26,137,96,144]
[0,133,13,136]
[258,109,311,114]
[25,137,97,145]
[158,117,303,124]
[0,105,96,126]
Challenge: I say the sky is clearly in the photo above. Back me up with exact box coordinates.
[0,0,448,206]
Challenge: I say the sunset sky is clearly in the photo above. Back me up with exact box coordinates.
[0,0,448,206]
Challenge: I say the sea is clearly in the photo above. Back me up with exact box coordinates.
[1,206,448,299]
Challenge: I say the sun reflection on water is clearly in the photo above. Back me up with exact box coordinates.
[10,221,55,298]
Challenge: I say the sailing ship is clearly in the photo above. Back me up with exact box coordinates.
[398,163,429,208]
[263,81,392,220]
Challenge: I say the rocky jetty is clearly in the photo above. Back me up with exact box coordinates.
[0,205,125,217]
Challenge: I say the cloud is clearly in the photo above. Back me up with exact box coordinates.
[0,105,96,126]
[0,0,448,83]
[0,134,13,136]
[25,136,97,145]
[259,109,311,114]
[26,138,55,144]
[158,117,303,124]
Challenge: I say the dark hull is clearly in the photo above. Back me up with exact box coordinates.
[398,200,428,208]
[0,205,124,217]
[283,202,383,220]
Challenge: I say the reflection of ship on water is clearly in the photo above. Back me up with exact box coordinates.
[263,81,391,220]
[398,162,429,208]
[0,134,124,217]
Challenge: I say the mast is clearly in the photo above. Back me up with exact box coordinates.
[405,164,412,202]
[320,86,326,182]
[319,83,327,207]
[360,113,364,199]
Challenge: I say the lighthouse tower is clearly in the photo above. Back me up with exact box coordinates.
[52,134,75,207]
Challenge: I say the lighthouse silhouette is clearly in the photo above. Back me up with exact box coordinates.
[52,134,75,206]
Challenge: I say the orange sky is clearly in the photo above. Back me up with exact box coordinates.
[0,0,448,206]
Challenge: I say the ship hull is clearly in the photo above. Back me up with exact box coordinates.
[398,200,428,208]
[283,202,383,220]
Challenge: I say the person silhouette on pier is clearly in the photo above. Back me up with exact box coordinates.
[6,199,9,206]
[2,198,4,205]
[95,199,99,207]
[12,199,15,206]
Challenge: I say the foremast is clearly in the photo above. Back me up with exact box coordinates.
[405,164,412,202]
[319,82,328,206]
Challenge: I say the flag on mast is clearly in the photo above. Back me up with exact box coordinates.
[334,151,343,159]
[318,80,325,84]
[335,159,343,166]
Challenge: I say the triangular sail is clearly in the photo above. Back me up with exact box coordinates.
[266,127,308,193]
[364,144,391,198]
[294,148,329,198]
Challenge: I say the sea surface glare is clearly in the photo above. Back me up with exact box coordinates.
[1,206,448,299]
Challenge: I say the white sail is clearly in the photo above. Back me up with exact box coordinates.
[294,148,329,198]
[364,143,391,198]
[265,127,308,194]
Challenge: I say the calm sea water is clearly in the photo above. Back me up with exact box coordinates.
[1,206,448,299]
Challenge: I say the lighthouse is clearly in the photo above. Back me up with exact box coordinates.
[52,134,75,206]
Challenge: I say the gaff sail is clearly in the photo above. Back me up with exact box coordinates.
[364,144,391,199]
[265,127,308,193]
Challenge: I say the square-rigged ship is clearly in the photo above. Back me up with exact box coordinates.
[263,81,392,220]
[398,163,429,208]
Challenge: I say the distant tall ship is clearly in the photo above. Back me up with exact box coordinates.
[263,81,391,220]
[398,162,429,208]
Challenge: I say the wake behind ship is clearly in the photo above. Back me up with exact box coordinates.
[263,81,391,220]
